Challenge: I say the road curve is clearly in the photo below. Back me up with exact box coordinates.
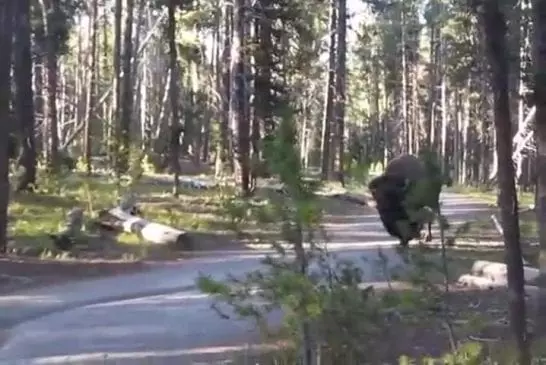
[0,192,494,364]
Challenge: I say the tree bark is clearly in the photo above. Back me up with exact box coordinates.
[83,0,98,176]
[43,0,60,171]
[335,0,347,185]
[119,0,135,174]
[230,0,250,195]
[321,0,336,180]
[0,0,14,252]
[168,0,181,196]
[13,0,37,191]
[481,1,530,363]
[112,0,123,171]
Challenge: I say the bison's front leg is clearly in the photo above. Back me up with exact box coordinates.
[424,221,433,242]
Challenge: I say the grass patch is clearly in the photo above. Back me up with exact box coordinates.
[8,171,243,257]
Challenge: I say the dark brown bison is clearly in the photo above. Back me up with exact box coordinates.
[368,154,443,246]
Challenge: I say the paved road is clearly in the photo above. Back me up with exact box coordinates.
[0,193,494,364]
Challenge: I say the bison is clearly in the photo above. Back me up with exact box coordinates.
[368,153,444,247]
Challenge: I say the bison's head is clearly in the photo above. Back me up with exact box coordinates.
[368,174,408,203]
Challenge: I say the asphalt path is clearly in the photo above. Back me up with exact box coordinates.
[0,192,495,364]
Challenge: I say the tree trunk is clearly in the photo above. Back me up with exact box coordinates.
[43,0,60,171]
[112,0,122,170]
[215,4,232,177]
[481,1,530,363]
[0,0,14,252]
[14,0,36,192]
[321,0,336,180]
[335,0,346,185]
[230,0,250,195]
[427,17,437,149]
[119,0,135,174]
[400,2,409,154]
[168,0,180,196]
[83,0,98,175]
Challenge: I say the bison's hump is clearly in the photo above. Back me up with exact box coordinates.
[385,154,426,182]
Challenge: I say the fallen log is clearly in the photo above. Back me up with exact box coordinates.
[458,259,540,294]
[457,274,504,290]
[98,194,190,250]
[470,260,539,284]
[48,207,84,251]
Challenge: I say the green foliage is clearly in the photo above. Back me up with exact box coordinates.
[402,150,446,224]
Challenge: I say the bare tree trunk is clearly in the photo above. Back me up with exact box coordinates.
[14,0,37,191]
[0,0,14,252]
[83,0,98,175]
[481,1,530,363]
[112,0,122,170]
[168,0,180,196]
[43,0,60,171]
[335,0,346,185]
[252,0,273,188]
[118,0,135,174]
[427,17,437,149]
[440,49,448,171]
[400,2,409,154]
[215,4,232,177]
[231,0,250,195]
[321,0,336,180]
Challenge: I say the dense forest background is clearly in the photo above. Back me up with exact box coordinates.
[3,0,538,193]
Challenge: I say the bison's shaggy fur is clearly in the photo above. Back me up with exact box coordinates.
[369,153,445,246]
[368,174,424,246]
